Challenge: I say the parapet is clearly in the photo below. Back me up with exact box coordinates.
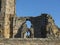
[0,38,60,45]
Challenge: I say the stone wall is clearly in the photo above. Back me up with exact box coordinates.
[0,38,60,45]
[13,14,60,38]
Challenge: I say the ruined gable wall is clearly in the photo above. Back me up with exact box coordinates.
[13,14,60,38]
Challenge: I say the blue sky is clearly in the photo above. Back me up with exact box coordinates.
[16,0,60,27]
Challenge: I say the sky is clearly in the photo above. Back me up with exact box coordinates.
[16,0,60,28]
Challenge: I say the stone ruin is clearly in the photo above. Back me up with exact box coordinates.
[0,0,60,39]
[0,0,60,45]
[13,14,60,38]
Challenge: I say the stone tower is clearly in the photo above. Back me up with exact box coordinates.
[0,0,15,38]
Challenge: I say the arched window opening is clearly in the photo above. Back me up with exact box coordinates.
[26,21,32,28]
[24,30,31,38]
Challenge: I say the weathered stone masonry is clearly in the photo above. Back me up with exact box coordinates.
[0,38,60,45]
[13,14,60,38]
[0,0,60,45]
[0,0,60,39]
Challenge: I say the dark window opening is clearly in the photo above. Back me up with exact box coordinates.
[0,24,1,27]
[0,0,1,11]
[0,31,3,38]
[10,17,13,38]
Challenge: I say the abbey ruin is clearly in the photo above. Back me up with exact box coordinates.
[0,0,60,45]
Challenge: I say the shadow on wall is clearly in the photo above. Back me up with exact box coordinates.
[29,14,48,38]
[0,0,1,11]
